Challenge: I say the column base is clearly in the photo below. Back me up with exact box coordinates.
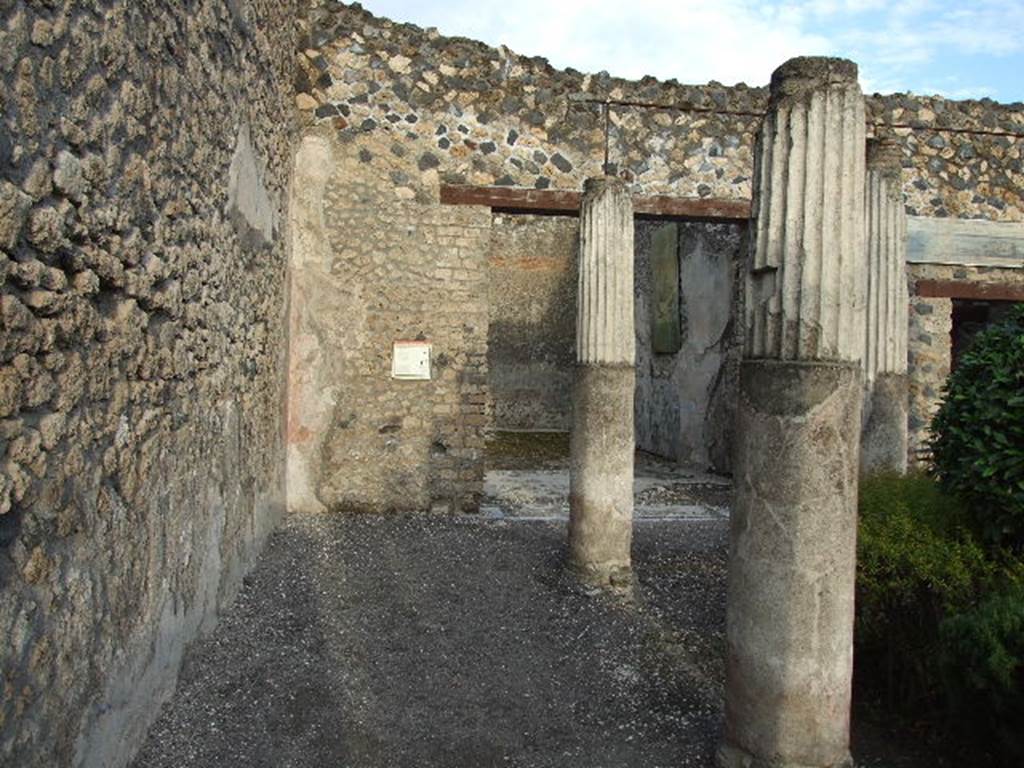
[717,742,854,768]
[569,561,635,592]
[860,372,908,475]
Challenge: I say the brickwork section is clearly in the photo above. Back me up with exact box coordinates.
[288,136,490,513]
[0,2,297,766]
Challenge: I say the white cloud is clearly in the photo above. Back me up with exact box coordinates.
[362,0,832,86]
[359,0,1024,100]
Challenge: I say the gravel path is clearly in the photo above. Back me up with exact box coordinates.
[131,510,938,768]
[131,514,729,768]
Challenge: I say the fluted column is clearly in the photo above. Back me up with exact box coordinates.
[568,176,635,588]
[861,138,909,474]
[746,60,867,361]
[720,57,865,768]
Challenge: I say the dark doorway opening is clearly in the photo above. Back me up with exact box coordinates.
[950,299,1021,370]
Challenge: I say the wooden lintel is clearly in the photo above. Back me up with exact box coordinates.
[633,194,750,221]
[439,184,751,222]
[915,279,1024,302]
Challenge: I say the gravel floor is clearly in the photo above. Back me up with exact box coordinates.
[131,514,730,768]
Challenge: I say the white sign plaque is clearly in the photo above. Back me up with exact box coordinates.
[391,341,431,380]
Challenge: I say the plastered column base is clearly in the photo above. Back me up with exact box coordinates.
[717,742,853,768]
[568,364,635,587]
[860,372,909,475]
[719,360,862,768]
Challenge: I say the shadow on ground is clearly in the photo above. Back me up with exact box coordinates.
[131,432,942,767]
[131,515,728,768]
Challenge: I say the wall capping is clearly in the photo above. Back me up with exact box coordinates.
[907,216,1024,268]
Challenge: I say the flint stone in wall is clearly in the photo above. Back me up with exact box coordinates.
[0,181,32,250]
[54,150,87,202]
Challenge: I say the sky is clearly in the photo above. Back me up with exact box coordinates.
[358,0,1024,103]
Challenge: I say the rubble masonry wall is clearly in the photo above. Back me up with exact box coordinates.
[0,2,298,765]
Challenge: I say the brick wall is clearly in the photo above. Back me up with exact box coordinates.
[288,132,490,513]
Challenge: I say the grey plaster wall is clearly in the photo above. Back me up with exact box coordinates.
[486,214,577,431]
[635,222,744,472]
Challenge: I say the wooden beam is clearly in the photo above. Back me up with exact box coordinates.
[440,184,581,213]
[634,194,751,221]
[915,279,1024,302]
[439,184,751,222]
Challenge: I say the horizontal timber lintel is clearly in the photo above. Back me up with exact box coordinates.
[915,279,1024,301]
[439,184,751,222]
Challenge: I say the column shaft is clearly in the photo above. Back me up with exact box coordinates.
[861,139,909,474]
[722,361,861,768]
[721,56,865,768]
[568,177,635,587]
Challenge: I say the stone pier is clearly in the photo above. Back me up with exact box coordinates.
[720,57,866,768]
[568,177,636,588]
[861,138,910,474]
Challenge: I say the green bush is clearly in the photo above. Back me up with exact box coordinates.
[856,473,995,707]
[929,305,1024,550]
[940,583,1024,766]
[855,472,1024,764]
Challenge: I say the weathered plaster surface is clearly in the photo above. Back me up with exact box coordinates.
[723,361,861,768]
[486,214,577,430]
[568,365,635,586]
[635,222,743,471]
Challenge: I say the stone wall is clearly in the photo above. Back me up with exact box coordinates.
[0,2,297,766]
[288,131,490,514]
[906,263,1024,461]
[296,3,763,201]
[296,1,1023,480]
[487,213,577,431]
[297,3,1024,221]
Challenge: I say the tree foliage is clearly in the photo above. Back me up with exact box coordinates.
[930,305,1024,549]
